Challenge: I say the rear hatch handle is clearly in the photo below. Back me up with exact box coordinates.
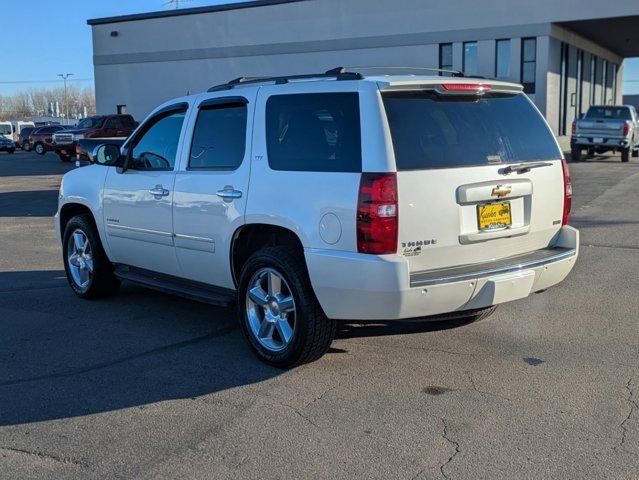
[499,162,553,175]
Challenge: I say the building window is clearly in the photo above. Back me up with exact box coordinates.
[495,39,511,78]
[520,37,536,94]
[590,56,596,105]
[439,43,453,75]
[612,63,618,105]
[602,59,608,104]
[463,41,478,76]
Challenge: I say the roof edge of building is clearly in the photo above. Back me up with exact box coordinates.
[87,0,308,26]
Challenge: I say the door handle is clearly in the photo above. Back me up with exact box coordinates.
[216,188,242,200]
[148,185,170,197]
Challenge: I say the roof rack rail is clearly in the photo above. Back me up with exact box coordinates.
[339,65,466,77]
[207,67,364,92]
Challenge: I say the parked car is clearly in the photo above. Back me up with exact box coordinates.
[29,125,68,155]
[571,105,639,162]
[18,126,35,151]
[52,114,137,162]
[55,69,578,367]
[76,137,127,163]
[0,136,16,154]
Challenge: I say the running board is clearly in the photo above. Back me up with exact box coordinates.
[113,265,235,307]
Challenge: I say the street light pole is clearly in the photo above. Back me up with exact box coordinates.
[57,73,74,124]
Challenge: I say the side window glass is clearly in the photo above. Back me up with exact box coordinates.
[105,118,117,129]
[189,102,247,170]
[131,110,186,170]
[265,93,361,172]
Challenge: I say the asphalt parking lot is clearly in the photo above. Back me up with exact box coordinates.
[0,150,637,479]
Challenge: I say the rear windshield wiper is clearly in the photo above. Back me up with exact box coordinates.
[499,161,553,175]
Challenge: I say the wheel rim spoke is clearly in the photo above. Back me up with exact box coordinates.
[73,232,85,253]
[248,286,268,306]
[84,256,94,273]
[277,294,295,313]
[258,317,275,339]
[275,318,293,344]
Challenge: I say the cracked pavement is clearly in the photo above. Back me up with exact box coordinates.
[0,151,638,479]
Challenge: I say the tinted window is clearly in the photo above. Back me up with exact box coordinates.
[382,91,561,170]
[189,103,247,170]
[120,116,136,128]
[586,106,632,120]
[266,93,361,172]
[77,117,105,129]
[0,125,12,135]
[131,110,185,170]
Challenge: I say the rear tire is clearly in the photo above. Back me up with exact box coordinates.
[587,147,595,158]
[7,148,15,154]
[59,153,71,162]
[621,148,630,163]
[570,146,582,162]
[237,246,335,368]
[62,214,120,299]
[632,148,639,158]
[34,143,45,155]
[467,306,497,322]
[22,141,31,151]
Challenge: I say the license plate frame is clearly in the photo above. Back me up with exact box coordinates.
[477,202,512,231]
[593,137,604,143]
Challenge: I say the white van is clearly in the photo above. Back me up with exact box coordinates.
[12,121,36,143]
[0,122,13,141]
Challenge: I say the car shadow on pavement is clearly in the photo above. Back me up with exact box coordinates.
[0,190,60,217]
[0,269,477,427]
[0,152,75,177]
[0,270,282,427]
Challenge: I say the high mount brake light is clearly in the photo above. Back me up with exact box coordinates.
[357,173,398,254]
[440,83,492,93]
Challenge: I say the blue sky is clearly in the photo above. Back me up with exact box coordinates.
[1,0,638,96]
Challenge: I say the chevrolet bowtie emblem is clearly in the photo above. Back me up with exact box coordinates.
[491,185,512,198]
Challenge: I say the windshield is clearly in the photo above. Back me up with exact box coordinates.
[382,92,561,170]
[0,124,12,135]
[76,117,104,129]
[585,107,632,120]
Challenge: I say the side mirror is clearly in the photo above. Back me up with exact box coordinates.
[94,144,124,167]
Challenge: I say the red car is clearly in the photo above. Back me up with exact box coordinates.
[29,125,68,155]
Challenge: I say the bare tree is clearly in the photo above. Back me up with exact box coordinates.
[0,86,96,119]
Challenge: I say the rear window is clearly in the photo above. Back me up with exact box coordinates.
[266,93,361,172]
[585,107,632,120]
[382,92,561,170]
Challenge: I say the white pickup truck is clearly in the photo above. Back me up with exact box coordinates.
[55,69,578,367]
[571,105,639,162]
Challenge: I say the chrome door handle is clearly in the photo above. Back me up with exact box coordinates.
[216,189,242,200]
[148,185,170,197]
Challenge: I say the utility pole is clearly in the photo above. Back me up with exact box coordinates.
[57,73,73,124]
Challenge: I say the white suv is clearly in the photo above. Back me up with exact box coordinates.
[55,68,579,367]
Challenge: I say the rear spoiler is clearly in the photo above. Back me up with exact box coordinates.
[380,81,523,95]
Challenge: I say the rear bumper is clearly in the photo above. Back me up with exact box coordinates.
[571,135,630,149]
[306,226,579,320]
[53,142,78,154]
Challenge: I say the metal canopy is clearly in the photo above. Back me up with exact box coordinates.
[558,16,639,58]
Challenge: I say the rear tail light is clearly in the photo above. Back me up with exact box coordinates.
[571,120,576,134]
[561,159,572,226]
[357,173,398,254]
[623,122,630,136]
[441,83,492,94]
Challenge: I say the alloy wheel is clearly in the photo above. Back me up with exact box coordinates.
[67,229,94,292]
[246,267,296,352]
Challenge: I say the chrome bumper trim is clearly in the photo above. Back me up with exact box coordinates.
[410,247,576,288]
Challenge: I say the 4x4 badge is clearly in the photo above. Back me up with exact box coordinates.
[491,185,512,198]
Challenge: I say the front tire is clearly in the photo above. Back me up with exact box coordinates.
[59,153,71,162]
[7,148,15,154]
[22,141,31,151]
[237,246,335,368]
[62,214,120,299]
